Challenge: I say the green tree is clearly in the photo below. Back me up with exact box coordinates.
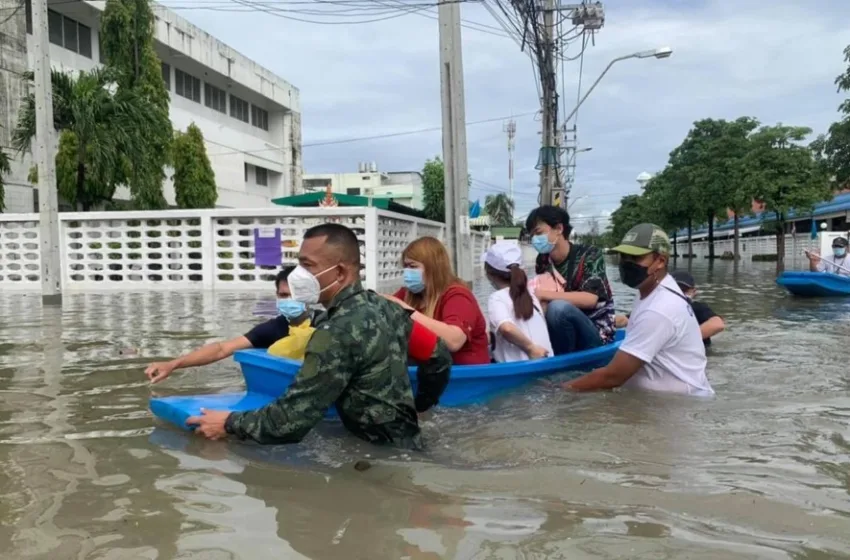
[172,123,217,208]
[101,0,171,210]
[607,194,645,244]
[0,149,10,211]
[422,156,445,222]
[812,45,850,186]
[12,68,150,210]
[484,193,514,226]
[745,124,833,273]
[665,117,759,259]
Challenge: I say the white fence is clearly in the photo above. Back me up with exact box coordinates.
[680,232,843,268]
[0,207,491,292]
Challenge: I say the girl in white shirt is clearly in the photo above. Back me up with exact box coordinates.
[482,242,553,363]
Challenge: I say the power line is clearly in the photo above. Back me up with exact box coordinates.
[201,109,541,158]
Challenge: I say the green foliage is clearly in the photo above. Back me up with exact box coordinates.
[483,193,514,226]
[0,149,10,211]
[172,123,217,209]
[744,124,832,271]
[744,125,831,218]
[606,194,645,243]
[814,45,850,185]
[422,156,445,222]
[101,0,171,209]
[12,68,151,210]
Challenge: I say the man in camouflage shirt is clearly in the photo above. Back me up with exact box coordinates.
[526,205,616,354]
[188,223,452,448]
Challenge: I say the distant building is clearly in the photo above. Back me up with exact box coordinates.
[302,162,424,210]
[1,0,301,212]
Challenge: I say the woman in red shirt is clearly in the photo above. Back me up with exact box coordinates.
[383,236,490,365]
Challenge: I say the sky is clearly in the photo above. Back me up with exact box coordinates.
[162,0,850,232]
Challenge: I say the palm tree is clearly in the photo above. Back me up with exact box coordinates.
[484,193,515,227]
[0,149,10,211]
[12,68,154,210]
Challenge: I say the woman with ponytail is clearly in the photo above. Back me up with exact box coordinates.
[482,242,552,363]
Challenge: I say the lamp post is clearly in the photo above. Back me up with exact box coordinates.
[543,47,673,207]
[561,47,674,126]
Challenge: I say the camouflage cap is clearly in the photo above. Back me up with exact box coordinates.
[613,223,672,256]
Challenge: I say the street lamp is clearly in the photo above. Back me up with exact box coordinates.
[568,195,589,209]
[562,46,674,125]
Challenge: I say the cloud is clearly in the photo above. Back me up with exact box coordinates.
[163,0,850,224]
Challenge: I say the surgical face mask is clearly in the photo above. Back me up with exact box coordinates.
[834,247,846,258]
[619,259,653,289]
[403,268,425,294]
[531,234,555,254]
[277,298,306,320]
[287,264,339,305]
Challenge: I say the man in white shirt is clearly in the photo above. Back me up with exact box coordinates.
[806,236,850,277]
[562,223,714,396]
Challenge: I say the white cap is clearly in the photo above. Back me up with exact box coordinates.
[481,241,523,272]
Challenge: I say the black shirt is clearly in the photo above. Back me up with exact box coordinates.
[690,300,718,347]
[244,316,290,349]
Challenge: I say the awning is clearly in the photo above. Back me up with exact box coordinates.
[271,192,431,220]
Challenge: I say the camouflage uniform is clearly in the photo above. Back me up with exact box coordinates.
[224,281,452,448]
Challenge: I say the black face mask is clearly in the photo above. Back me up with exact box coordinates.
[619,260,650,288]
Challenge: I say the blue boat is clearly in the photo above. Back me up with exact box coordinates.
[150,329,625,431]
[776,271,850,297]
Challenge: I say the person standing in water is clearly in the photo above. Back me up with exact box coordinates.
[564,224,713,396]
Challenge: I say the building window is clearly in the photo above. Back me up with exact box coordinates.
[244,163,249,182]
[25,0,32,34]
[230,95,249,123]
[255,166,268,186]
[161,63,170,91]
[347,188,361,195]
[46,10,92,59]
[174,69,201,103]
[251,105,269,131]
[204,83,227,114]
[78,24,91,58]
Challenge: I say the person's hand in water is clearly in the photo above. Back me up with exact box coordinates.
[145,361,176,384]
[186,408,231,440]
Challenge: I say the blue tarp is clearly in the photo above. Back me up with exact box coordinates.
[469,200,481,218]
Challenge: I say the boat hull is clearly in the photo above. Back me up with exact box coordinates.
[776,271,850,297]
[151,329,625,431]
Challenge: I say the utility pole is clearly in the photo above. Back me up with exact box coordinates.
[538,0,558,207]
[504,118,516,208]
[537,2,605,209]
[438,0,472,282]
[31,0,62,303]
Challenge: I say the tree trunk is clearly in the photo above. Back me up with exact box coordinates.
[687,218,693,259]
[733,213,740,260]
[76,158,86,212]
[672,232,678,258]
[707,213,715,260]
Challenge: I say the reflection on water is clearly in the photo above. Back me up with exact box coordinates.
[2,260,850,558]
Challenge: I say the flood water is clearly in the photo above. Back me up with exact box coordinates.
[2,260,850,559]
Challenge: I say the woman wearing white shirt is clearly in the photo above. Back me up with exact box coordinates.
[482,242,553,362]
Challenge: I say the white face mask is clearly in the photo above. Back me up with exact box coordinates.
[287,264,339,305]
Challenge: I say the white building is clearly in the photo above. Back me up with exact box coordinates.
[0,0,301,212]
[302,162,424,210]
